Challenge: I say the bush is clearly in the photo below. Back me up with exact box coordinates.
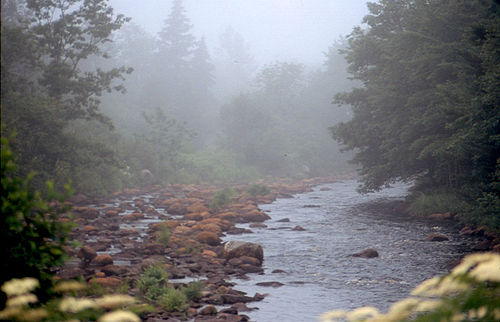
[1,137,72,301]
[246,183,271,196]
[409,191,466,216]
[159,288,188,312]
[209,187,238,210]
[155,224,171,246]
[181,281,205,301]
[136,264,169,302]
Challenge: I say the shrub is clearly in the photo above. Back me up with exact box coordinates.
[1,137,73,300]
[159,288,188,312]
[209,187,238,210]
[155,224,171,246]
[181,281,205,301]
[408,191,465,216]
[246,183,271,196]
[136,264,169,302]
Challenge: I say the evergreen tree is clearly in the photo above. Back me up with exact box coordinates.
[332,0,500,227]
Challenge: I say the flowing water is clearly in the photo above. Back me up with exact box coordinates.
[225,180,476,321]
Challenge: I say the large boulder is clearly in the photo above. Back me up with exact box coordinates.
[223,241,263,264]
[77,246,97,263]
[196,231,221,246]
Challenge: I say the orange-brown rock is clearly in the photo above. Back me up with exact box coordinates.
[187,203,209,214]
[200,218,233,231]
[91,254,114,266]
[223,241,263,264]
[72,207,99,219]
[184,213,204,221]
[173,225,192,235]
[82,225,97,233]
[193,223,223,235]
[90,277,121,288]
[240,209,270,223]
[202,249,218,258]
[105,209,120,217]
[196,231,221,246]
[216,212,239,221]
[77,246,97,262]
[167,202,187,216]
[351,248,379,258]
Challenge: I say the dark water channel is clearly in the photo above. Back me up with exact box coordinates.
[225,180,477,322]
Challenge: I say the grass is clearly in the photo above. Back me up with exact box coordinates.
[155,223,171,246]
[209,187,238,210]
[409,191,465,216]
[246,183,271,196]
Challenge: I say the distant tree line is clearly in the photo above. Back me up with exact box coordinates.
[1,0,354,197]
[332,0,500,229]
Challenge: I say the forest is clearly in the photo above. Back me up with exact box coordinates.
[1,0,499,321]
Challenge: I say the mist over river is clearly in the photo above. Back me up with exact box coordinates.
[225,180,477,321]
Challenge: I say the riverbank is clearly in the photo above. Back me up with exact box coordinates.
[57,175,498,321]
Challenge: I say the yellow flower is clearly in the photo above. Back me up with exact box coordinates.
[97,294,136,309]
[451,253,497,276]
[6,294,38,307]
[52,280,87,293]
[415,300,442,312]
[411,276,441,296]
[387,297,420,318]
[345,306,380,321]
[320,309,346,321]
[59,297,96,313]
[98,310,141,322]
[1,278,39,296]
[469,255,500,282]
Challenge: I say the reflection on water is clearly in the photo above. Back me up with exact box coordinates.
[225,180,476,322]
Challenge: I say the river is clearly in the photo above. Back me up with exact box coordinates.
[224,179,476,321]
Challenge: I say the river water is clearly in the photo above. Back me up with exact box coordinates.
[225,179,476,322]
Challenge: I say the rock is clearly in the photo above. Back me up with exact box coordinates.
[90,254,113,266]
[256,281,284,288]
[428,212,452,220]
[90,277,121,287]
[291,225,306,231]
[271,269,287,274]
[240,210,270,223]
[77,246,98,263]
[197,232,221,246]
[199,305,217,315]
[224,241,264,264]
[82,225,97,233]
[425,233,449,242]
[472,240,492,251]
[231,303,256,312]
[144,243,165,255]
[202,249,218,258]
[220,307,238,315]
[351,248,379,258]
[249,223,267,228]
[221,294,255,304]
[101,265,127,276]
[276,218,290,222]
[227,228,253,235]
[320,187,331,191]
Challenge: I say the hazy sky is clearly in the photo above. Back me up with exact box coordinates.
[110,0,369,65]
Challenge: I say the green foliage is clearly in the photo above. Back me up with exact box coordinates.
[0,137,72,294]
[136,264,169,302]
[159,288,188,312]
[321,252,500,322]
[180,281,205,302]
[409,191,465,217]
[156,224,171,246]
[209,188,238,210]
[246,183,271,196]
[332,0,500,227]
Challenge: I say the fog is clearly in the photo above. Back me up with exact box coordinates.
[110,0,368,65]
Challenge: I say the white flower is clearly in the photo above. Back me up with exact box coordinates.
[1,278,39,296]
[98,310,141,322]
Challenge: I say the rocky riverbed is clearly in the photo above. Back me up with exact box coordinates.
[57,176,499,321]
[57,176,348,321]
